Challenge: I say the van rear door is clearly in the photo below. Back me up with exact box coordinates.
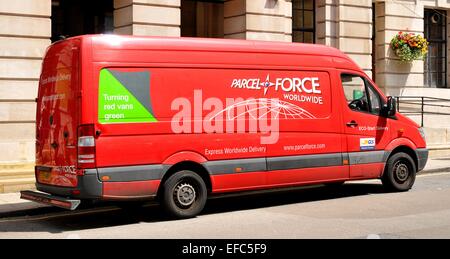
[36,39,81,187]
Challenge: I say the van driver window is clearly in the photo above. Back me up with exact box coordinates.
[340,74,370,113]
[341,74,383,115]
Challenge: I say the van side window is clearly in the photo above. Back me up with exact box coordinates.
[341,74,370,113]
[340,74,382,115]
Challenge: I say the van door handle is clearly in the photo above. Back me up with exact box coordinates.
[346,121,358,127]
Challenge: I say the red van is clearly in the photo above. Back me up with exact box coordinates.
[21,35,428,218]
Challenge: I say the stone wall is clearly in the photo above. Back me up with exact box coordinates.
[0,0,51,164]
[317,0,373,78]
[224,0,292,42]
[374,1,424,96]
[114,0,181,36]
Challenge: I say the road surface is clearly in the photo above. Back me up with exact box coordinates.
[0,172,450,239]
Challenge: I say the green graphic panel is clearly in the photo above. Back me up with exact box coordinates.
[99,69,157,124]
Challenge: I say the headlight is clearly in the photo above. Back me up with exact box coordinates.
[418,127,426,141]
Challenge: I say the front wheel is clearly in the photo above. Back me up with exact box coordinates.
[382,152,416,192]
[161,170,207,219]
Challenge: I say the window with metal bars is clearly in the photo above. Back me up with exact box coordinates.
[424,9,447,88]
[292,0,315,43]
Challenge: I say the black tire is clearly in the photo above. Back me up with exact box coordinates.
[161,170,207,219]
[382,152,416,192]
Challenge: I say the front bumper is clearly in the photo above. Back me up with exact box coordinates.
[416,148,429,172]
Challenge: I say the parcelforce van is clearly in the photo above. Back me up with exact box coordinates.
[22,35,428,218]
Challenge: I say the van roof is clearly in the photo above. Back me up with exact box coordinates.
[59,35,361,72]
[66,34,350,59]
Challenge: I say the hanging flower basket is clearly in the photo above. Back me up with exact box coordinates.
[390,32,429,62]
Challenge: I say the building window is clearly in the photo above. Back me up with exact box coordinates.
[292,0,315,43]
[424,9,447,88]
[51,0,114,42]
[181,0,224,38]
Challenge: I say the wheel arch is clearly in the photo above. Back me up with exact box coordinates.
[384,145,419,176]
[158,161,213,198]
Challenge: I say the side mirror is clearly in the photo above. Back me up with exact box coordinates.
[383,96,397,117]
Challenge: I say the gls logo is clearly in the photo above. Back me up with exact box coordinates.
[231,75,322,96]
[360,138,376,151]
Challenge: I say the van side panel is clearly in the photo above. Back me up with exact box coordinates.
[93,63,349,192]
[265,69,347,185]
[212,165,347,193]
[103,180,160,199]
[94,67,273,166]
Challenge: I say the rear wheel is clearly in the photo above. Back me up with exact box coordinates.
[382,152,416,192]
[161,170,207,219]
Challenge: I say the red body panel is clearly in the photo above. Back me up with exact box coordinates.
[36,39,81,187]
[348,163,386,179]
[163,151,208,165]
[212,171,267,193]
[265,166,348,189]
[212,165,347,193]
[103,180,161,199]
[35,35,427,200]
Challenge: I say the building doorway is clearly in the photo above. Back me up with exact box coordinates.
[181,0,224,38]
[424,9,447,88]
[51,0,114,42]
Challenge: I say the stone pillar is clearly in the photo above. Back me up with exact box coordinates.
[316,0,372,79]
[114,0,181,36]
[338,0,373,78]
[0,0,51,164]
[316,0,339,47]
[447,9,450,89]
[375,1,424,96]
[224,0,292,42]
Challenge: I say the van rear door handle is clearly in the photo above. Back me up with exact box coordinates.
[346,121,358,127]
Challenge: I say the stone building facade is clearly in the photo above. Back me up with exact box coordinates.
[0,0,449,167]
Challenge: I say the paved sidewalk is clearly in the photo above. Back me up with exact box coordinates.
[0,157,449,216]
[422,157,450,174]
[0,193,47,215]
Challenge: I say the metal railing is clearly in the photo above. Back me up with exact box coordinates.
[395,96,450,127]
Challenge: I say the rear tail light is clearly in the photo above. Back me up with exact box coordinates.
[77,124,96,169]
[78,136,95,147]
